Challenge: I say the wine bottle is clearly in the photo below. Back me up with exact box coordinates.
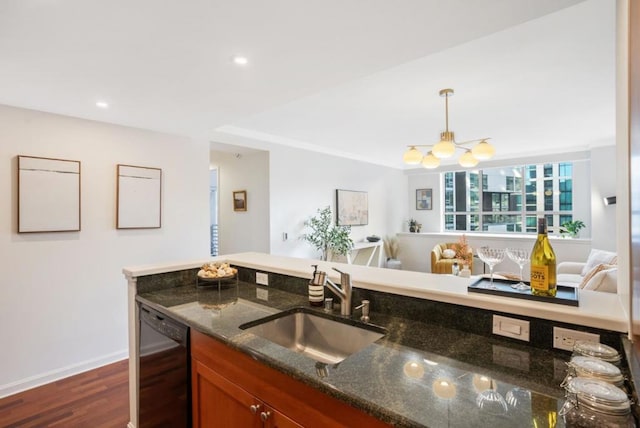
[530,218,557,297]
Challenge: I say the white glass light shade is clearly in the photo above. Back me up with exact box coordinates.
[403,146,423,165]
[432,139,456,158]
[458,151,479,167]
[421,152,440,169]
[471,140,495,160]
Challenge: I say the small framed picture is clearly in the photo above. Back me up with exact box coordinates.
[233,190,247,211]
[416,188,432,210]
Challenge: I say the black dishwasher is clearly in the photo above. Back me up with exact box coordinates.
[138,301,191,427]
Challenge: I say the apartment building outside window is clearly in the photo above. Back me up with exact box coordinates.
[444,162,574,234]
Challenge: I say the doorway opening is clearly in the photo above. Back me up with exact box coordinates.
[210,168,218,256]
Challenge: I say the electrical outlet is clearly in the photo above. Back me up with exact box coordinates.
[256,272,269,286]
[553,327,600,351]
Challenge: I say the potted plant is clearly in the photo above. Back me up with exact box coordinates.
[452,234,473,276]
[560,220,586,238]
[408,219,421,233]
[302,206,354,261]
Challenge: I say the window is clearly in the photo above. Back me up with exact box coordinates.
[443,162,574,234]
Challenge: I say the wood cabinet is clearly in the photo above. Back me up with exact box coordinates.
[192,359,301,428]
[191,329,390,428]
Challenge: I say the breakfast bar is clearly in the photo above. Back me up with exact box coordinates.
[124,252,629,427]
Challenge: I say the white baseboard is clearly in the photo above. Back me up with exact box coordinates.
[127,422,136,428]
[0,349,129,399]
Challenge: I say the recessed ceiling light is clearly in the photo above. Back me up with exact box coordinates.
[232,56,249,66]
[96,101,109,109]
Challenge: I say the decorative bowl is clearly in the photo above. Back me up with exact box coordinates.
[366,236,381,242]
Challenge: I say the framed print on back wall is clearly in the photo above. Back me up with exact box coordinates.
[336,189,368,226]
[416,188,432,210]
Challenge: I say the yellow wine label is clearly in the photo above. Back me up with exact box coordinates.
[530,265,549,291]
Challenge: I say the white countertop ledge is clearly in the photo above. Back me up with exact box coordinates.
[123,252,628,333]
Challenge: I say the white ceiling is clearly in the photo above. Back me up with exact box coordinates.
[0,0,614,169]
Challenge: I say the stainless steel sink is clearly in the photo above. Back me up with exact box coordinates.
[239,307,386,364]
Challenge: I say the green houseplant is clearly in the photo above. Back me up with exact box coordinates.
[302,206,354,261]
[560,220,586,238]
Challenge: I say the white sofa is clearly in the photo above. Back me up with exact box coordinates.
[557,249,618,293]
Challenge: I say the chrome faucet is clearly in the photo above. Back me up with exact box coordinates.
[324,267,352,316]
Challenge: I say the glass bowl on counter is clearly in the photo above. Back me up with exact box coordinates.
[572,340,622,365]
[563,356,625,388]
[560,377,634,428]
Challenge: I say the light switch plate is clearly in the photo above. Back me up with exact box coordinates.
[256,272,269,286]
[492,315,530,342]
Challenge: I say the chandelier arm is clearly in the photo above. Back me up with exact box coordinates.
[405,137,490,149]
[453,137,492,146]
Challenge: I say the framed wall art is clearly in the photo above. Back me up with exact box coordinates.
[416,188,433,210]
[336,189,368,226]
[116,164,162,229]
[18,155,81,233]
[233,190,247,211]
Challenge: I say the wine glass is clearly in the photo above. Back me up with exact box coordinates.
[505,387,531,409]
[476,380,508,416]
[506,248,530,291]
[476,247,505,288]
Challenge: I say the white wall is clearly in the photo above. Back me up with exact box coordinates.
[0,105,210,397]
[268,145,407,260]
[590,145,617,251]
[615,0,630,327]
[407,172,441,232]
[211,150,270,254]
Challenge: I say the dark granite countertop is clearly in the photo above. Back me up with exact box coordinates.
[138,280,571,428]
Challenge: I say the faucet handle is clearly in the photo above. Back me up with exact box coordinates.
[355,300,370,323]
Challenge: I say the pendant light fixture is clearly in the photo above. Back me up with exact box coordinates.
[402,88,495,169]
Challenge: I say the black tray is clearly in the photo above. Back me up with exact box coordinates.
[468,277,579,307]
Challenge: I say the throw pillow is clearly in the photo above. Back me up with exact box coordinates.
[442,249,456,259]
[582,267,617,293]
[579,263,616,289]
[580,249,617,276]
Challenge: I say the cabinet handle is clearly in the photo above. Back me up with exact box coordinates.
[260,411,271,422]
[250,404,261,414]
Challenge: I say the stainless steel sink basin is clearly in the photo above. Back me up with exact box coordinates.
[239,307,386,364]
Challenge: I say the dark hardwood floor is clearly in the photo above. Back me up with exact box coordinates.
[0,359,129,428]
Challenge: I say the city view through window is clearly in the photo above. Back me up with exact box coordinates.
[444,162,574,234]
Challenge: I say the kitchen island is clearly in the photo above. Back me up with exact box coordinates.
[124,252,629,427]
